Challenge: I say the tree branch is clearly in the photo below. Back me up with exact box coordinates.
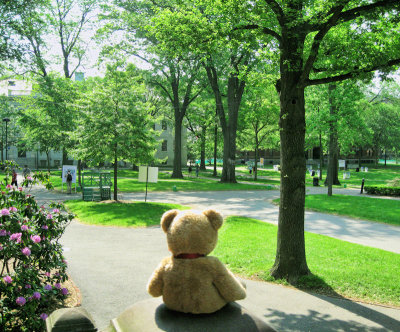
[264,0,284,26]
[306,58,400,86]
[300,5,346,83]
[234,24,282,44]
[338,0,400,24]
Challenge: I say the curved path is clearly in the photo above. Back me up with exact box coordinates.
[28,185,400,331]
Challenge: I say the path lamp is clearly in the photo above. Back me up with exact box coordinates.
[2,118,10,161]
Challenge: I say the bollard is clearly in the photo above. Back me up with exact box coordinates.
[360,178,365,194]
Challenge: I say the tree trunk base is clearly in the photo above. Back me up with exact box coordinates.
[171,171,183,179]
[270,264,310,284]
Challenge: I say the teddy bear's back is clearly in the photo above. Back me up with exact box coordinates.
[161,256,227,314]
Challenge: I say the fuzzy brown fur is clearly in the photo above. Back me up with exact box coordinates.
[147,209,246,314]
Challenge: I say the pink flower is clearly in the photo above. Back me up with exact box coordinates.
[40,313,48,320]
[41,225,48,230]
[55,283,61,289]
[0,244,3,251]
[27,176,33,181]
[10,233,22,242]
[52,208,60,214]
[6,184,12,189]
[30,235,41,243]
[46,214,53,220]
[21,247,31,256]
[44,284,52,291]
[1,208,10,216]
[16,297,26,306]
[45,272,51,277]
[18,187,23,191]
[21,225,29,231]
[61,288,69,295]
[9,207,17,212]
[25,284,31,289]
[33,292,41,300]
[0,230,6,236]
[3,276,12,284]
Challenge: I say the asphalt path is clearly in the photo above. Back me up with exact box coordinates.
[27,185,400,331]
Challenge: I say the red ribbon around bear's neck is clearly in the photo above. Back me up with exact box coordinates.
[174,253,205,259]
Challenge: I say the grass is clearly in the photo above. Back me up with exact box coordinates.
[64,200,189,227]
[235,164,400,188]
[49,170,271,193]
[213,216,400,307]
[304,195,400,226]
[274,195,400,226]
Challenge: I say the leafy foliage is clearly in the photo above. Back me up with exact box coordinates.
[0,166,74,331]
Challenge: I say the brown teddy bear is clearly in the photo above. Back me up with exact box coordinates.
[147,209,246,314]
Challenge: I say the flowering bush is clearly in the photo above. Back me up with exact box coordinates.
[0,184,74,331]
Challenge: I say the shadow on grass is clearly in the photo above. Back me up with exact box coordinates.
[272,274,400,331]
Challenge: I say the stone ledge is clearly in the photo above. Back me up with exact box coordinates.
[105,297,276,332]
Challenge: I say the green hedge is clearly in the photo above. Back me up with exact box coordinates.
[364,185,400,196]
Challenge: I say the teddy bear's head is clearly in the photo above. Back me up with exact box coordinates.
[161,209,223,256]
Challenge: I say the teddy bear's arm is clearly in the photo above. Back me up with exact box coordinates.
[212,258,246,302]
[147,261,166,297]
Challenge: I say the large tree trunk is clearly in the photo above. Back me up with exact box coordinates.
[221,128,237,183]
[325,84,341,194]
[270,32,310,281]
[254,132,259,181]
[171,115,183,178]
[113,151,118,201]
[200,126,206,170]
[213,114,218,177]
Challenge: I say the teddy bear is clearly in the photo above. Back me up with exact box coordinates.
[147,209,246,314]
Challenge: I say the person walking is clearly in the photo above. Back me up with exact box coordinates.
[22,165,31,188]
[65,170,73,194]
[195,164,199,177]
[11,169,18,187]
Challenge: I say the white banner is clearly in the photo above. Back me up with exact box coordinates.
[62,165,77,183]
[138,166,158,183]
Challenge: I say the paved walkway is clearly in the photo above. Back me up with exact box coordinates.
[27,185,400,331]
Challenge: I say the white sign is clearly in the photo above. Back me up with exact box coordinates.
[339,160,346,168]
[62,165,77,183]
[138,166,158,183]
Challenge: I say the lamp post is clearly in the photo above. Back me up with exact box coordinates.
[3,118,10,161]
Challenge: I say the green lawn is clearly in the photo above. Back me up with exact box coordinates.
[302,195,400,226]
[64,200,189,227]
[50,170,271,192]
[235,164,400,188]
[213,216,400,307]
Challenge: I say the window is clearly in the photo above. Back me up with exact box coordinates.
[162,120,167,130]
[162,140,168,152]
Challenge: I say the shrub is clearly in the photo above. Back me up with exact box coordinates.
[364,185,400,197]
[0,185,74,331]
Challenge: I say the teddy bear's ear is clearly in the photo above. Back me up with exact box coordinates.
[203,209,223,230]
[161,209,179,233]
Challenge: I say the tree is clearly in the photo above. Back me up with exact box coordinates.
[237,83,279,180]
[100,0,204,178]
[150,0,400,280]
[366,82,400,166]
[0,0,45,69]
[73,63,157,200]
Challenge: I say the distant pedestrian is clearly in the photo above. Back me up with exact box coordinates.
[11,169,18,187]
[22,165,31,187]
[65,170,72,194]
[195,164,199,177]
[188,166,192,176]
